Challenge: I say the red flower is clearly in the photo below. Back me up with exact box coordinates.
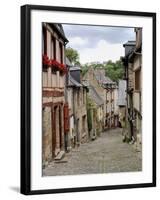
[42,55,67,75]
[42,54,51,66]
[50,59,60,70]
[59,63,64,71]
[60,64,68,75]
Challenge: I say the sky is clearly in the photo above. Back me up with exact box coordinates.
[63,24,135,64]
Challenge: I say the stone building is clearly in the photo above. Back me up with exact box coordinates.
[104,80,119,129]
[66,58,89,148]
[122,41,135,141]
[87,85,104,139]
[122,28,142,147]
[94,68,119,129]
[83,67,105,131]
[83,67,119,131]
[42,23,69,168]
[131,28,142,146]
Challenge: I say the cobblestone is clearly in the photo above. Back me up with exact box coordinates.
[43,128,142,176]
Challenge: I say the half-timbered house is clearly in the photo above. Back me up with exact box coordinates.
[42,23,69,168]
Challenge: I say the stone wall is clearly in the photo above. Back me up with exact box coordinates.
[74,88,89,144]
[42,107,52,168]
[133,53,142,147]
[128,63,134,90]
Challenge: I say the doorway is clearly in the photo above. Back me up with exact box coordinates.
[51,106,56,158]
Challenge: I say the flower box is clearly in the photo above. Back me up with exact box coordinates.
[42,54,67,75]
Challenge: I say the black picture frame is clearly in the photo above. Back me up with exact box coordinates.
[21,4,156,195]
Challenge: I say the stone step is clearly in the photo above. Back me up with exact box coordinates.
[54,151,65,161]
[54,160,68,164]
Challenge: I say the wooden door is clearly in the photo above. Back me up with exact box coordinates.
[51,106,56,158]
[59,106,62,148]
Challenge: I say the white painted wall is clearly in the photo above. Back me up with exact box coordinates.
[43,72,48,87]
[51,73,57,87]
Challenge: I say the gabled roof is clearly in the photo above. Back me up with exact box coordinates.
[94,69,115,85]
[88,85,104,106]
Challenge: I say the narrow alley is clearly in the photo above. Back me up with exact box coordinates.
[43,128,142,176]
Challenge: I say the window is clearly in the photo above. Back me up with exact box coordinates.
[135,69,141,90]
[51,36,56,74]
[42,26,47,55]
[51,36,56,59]
[42,26,48,72]
[59,42,63,63]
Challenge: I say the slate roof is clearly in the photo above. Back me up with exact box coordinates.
[123,40,136,47]
[94,70,117,89]
[123,41,136,58]
[69,66,81,71]
[94,70,114,85]
[66,57,82,84]
[48,23,68,43]
[88,85,104,106]
[68,75,82,87]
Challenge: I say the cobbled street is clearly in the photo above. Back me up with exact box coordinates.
[43,128,142,176]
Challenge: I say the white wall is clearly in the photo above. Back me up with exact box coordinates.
[0,0,159,200]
